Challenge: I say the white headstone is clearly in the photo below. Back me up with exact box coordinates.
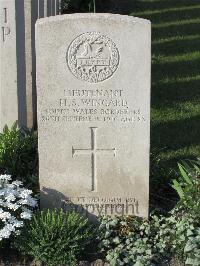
[36,14,151,219]
[0,0,60,131]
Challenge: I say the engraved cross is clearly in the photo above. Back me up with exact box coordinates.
[72,127,116,192]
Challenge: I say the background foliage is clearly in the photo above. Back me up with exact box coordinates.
[0,123,38,188]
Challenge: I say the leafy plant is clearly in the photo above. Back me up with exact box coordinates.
[98,159,200,265]
[98,212,200,266]
[172,159,200,217]
[184,227,200,265]
[0,123,38,187]
[98,215,170,266]
[172,163,193,200]
[14,209,94,266]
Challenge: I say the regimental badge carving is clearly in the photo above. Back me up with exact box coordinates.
[67,32,120,83]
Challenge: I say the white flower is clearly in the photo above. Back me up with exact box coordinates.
[28,197,37,207]
[12,180,23,187]
[6,183,15,189]
[3,187,15,196]
[12,220,24,228]
[15,230,20,235]
[5,193,16,202]
[0,209,11,222]
[18,197,37,208]
[19,189,32,199]
[0,176,37,242]
[0,175,11,182]
[4,223,15,232]
[0,190,5,196]
[6,202,20,211]
[0,227,11,239]
[20,210,32,220]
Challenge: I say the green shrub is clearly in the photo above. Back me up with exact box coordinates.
[184,227,200,265]
[14,209,94,266]
[168,208,200,265]
[98,215,171,266]
[98,212,200,266]
[98,159,200,266]
[0,123,38,187]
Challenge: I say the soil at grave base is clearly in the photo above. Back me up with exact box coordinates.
[0,259,107,266]
[0,251,107,266]
[0,251,33,266]
[0,256,185,266]
[0,250,184,266]
[0,257,185,266]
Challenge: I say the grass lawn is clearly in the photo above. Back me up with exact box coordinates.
[128,0,200,209]
[132,2,200,155]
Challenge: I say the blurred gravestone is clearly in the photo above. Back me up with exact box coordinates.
[0,0,60,131]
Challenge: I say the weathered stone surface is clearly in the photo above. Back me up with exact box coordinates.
[0,0,60,131]
[36,13,151,219]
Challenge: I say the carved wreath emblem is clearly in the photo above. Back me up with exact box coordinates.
[67,32,119,83]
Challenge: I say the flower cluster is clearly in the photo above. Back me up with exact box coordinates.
[0,174,37,241]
